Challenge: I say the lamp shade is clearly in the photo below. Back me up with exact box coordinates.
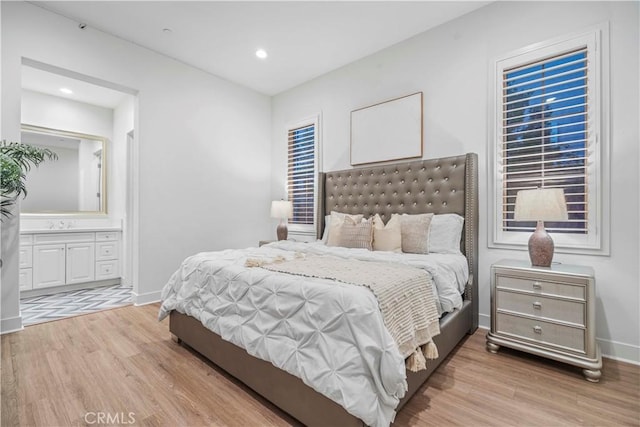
[270,200,293,219]
[514,188,568,222]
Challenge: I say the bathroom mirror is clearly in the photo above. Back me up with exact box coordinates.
[20,124,107,214]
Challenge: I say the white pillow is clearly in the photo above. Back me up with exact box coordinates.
[321,215,330,242]
[428,214,464,254]
[372,214,402,252]
[400,213,434,254]
[327,211,363,246]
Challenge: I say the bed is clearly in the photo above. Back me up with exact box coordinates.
[161,153,478,426]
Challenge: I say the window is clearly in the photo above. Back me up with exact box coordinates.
[490,27,609,253]
[287,116,320,235]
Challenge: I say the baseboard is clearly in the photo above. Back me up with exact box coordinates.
[477,313,639,365]
[1,315,23,334]
[598,338,640,365]
[478,313,490,330]
[133,290,161,306]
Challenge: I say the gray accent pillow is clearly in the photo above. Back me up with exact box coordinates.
[339,217,373,250]
[327,211,363,246]
[401,213,434,254]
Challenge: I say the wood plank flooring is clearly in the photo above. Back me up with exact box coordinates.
[2,304,639,426]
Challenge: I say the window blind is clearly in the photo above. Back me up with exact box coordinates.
[287,124,316,225]
[501,47,589,234]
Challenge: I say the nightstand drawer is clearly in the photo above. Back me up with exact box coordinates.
[496,275,585,300]
[497,290,585,326]
[496,312,585,354]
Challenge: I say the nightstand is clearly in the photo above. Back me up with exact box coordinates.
[486,259,602,382]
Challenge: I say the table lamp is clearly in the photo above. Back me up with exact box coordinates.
[271,200,293,241]
[514,188,568,267]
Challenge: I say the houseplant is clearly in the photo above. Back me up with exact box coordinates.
[0,140,57,219]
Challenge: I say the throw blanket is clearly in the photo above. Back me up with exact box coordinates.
[261,255,440,371]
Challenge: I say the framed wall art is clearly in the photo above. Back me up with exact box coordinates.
[350,92,423,165]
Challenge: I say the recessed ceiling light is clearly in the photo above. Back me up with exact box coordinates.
[60,88,73,94]
[255,49,268,59]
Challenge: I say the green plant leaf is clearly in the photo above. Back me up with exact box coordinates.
[0,140,58,220]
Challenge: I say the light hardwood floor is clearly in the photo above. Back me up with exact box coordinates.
[2,304,639,426]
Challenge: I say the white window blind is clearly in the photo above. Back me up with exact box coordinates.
[502,48,589,234]
[287,123,316,226]
[491,27,608,253]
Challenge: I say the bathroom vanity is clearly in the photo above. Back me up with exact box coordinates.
[19,228,121,297]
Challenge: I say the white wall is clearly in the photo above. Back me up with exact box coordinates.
[1,2,272,329]
[21,89,114,138]
[271,1,639,362]
[111,96,135,221]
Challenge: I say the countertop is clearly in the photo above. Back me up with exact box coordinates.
[20,227,122,235]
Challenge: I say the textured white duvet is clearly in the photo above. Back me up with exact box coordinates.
[159,241,468,426]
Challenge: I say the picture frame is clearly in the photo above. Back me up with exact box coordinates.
[350,92,423,165]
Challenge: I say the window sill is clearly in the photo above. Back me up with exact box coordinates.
[488,241,610,257]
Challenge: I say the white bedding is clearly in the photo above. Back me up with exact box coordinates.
[159,242,468,426]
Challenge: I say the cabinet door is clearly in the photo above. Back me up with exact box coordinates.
[33,244,66,289]
[19,269,33,291]
[66,242,95,284]
[19,246,33,268]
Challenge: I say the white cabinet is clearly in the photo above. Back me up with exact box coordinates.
[95,232,120,280]
[66,242,96,284]
[33,244,66,288]
[20,230,121,295]
[19,268,33,292]
[19,236,34,291]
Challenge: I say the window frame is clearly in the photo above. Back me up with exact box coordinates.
[286,114,321,237]
[488,24,610,255]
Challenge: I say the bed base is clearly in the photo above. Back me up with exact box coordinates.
[169,300,472,426]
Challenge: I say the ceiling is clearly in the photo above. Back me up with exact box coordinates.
[32,1,491,96]
[22,65,129,109]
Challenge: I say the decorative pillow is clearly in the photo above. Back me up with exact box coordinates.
[429,214,464,254]
[321,215,331,242]
[338,216,373,250]
[400,213,434,254]
[327,211,363,246]
[372,214,402,252]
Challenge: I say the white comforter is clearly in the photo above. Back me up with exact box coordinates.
[159,241,468,426]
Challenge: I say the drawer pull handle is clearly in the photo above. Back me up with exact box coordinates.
[533,326,542,334]
[532,282,542,290]
[533,302,542,310]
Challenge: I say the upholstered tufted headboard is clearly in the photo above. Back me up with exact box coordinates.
[317,153,479,329]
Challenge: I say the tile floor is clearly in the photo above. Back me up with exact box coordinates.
[21,284,132,326]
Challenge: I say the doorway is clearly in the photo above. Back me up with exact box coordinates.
[19,59,139,325]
